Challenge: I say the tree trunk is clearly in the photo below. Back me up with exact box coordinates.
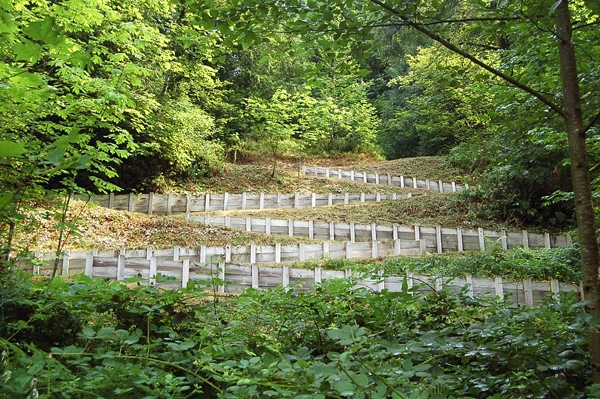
[555,0,600,383]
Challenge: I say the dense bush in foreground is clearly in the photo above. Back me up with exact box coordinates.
[1,269,598,398]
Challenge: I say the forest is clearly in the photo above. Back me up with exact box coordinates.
[1,0,600,397]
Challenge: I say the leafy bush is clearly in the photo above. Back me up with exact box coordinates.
[0,269,596,398]
[384,246,582,282]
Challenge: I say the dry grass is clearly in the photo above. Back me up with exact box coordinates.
[16,200,321,253]
[153,156,473,194]
[11,157,497,253]
[192,192,516,231]
[307,156,476,184]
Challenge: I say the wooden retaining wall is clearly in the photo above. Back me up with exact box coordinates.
[302,165,467,192]
[187,214,571,252]
[76,192,412,216]
[22,248,580,307]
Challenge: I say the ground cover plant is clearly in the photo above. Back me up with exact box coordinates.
[295,245,583,283]
[1,269,598,398]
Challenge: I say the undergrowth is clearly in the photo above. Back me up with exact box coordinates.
[296,245,582,283]
[1,265,597,398]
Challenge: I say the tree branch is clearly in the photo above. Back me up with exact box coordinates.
[367,0,566,119]
[582,110,600,137]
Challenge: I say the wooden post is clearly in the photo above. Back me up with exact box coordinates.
[245,216,251,232]
[494,277,504,300]
[185,194,191,214]
[328,192,333,206]
[275,243,281,264]
[523,279,534,307]
[346,242,352,259]
[392,192,397,200]
[182,259,190,288]
[371,223,377,242]
[277,193,282,208]
[400,176,405,188]
[225,216,231,228]
[282,264,290,288]
[436,225,443,254]
[259,192,265,210]
[223,192,228,211]
[387,174,392,186]
[457,227,464,252]
[376,269,384,292]
[393,239,401,256]
[117,248,125,280]
[199,245,207,264]
[241,192,247,210]
[375,173,380,184]
[85,250,94,277]
[522,230,530,249]
[372,240,378,259]
[406,271,414,292]
[414,225,420,241]
[128,193,135,212]
[308,220,314,239]
[329,221,335,241]
[338,169,342,179]
[251,264,259,289]
[165,193,172,215]
[294,192,300,208]
[344,193,349,204]
[466,275,474,298]
[350,222,356,243]
[289,219,294,237]
[439,180,444,193]
[218,262,225,293]
[412,177,417,188]
[360,193,365,202]
[108,192,114,209]
[173,246,180,261]
[544,233,552,249]
[299,243,305,262]
[225,244,231,263]
[425,179,431,190]
[350,170,355,181]
[323,241,329,258]
[452,182,457,192]
[393,224,398,240]
[60,250,70,276]
[376,193,381,202]
[250,243,257,264]
[478,228,486,251]
[149,257,157,286]
[204,193,210,213]
[302,165,307,175]
[311,193,316,208]
[148,192,154,215]
[326,168,330,178]
[501,230,508,250]
[550,279,560,300]
[315,266,322,284]
[265,218,271,235]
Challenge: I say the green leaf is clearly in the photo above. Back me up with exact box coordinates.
[82,327,95,338]
[13,41,42,63]
[96,327,114,338]
[0,141,24,157]
[24,17,64,45]
[45,146,66,165]
[354,374,369,387]
[0,193,14,209]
